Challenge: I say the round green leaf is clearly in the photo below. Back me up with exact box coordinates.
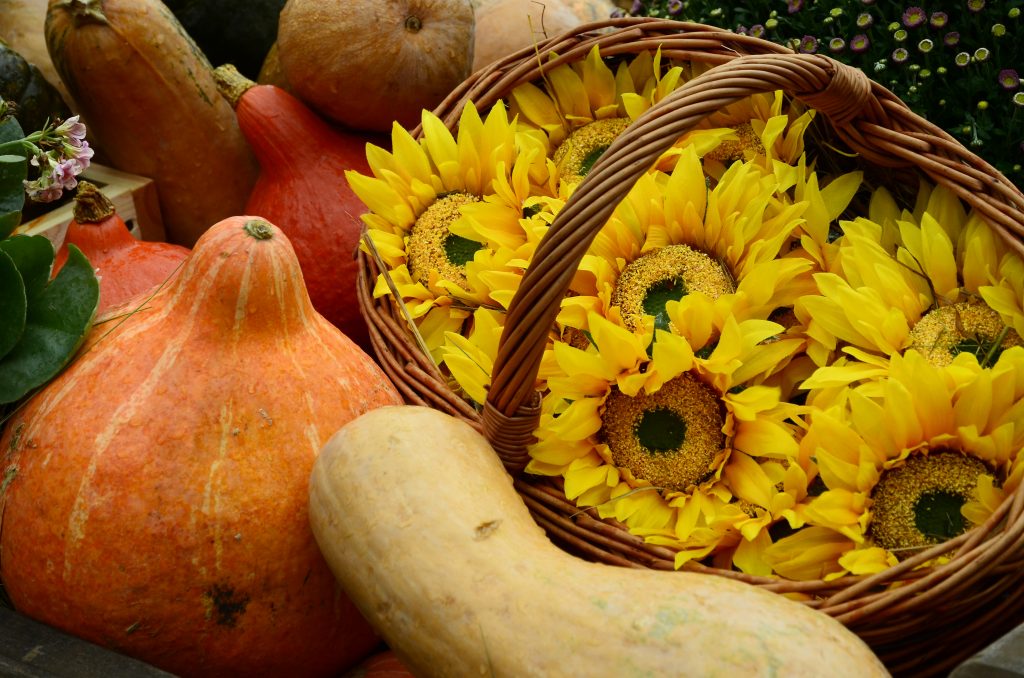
[0,112,26,144]
[0,153,28,240]
[0,244,99,404]
[0,234,54,303]
[0,247,26,359]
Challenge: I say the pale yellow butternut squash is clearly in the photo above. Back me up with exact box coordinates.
[309,405,891,678]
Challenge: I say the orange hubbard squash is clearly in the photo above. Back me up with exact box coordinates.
[0,216,403,676]
[53,181,190,315]
[214,64,372,350]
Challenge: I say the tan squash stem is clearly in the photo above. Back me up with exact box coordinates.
[71,181,114,223]
[213,64,256,109]
[56,0,108,26]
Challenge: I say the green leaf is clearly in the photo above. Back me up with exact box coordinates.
[0,244,99,404]
[0,113,25,144]
[0,248,27,360]
[0,153,28,240]
[0,235,54,303]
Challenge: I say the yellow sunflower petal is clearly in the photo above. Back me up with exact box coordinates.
[733,417,800,460]
[527,437,593,472]
[588,312,647,374]
[552,340,614,393]
[673,543,719,570]
[564,456,618,501]
[603,485,675,528]
[763,526,852,580]
[420,109,461,187]
[732,530,774,576]
[917,212,959,301]
[542,394,604,443]
[391,120,434,186]
[724,451,774,509]
[646,330,695,391]
[581,45,617,114]
[547,59,591,122]
[829,546,898,579]
[346,170,416,229]
[962,473,1005,526]
[723,385,781,422]
[802,489,868,542]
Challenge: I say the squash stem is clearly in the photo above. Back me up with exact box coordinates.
[54,0,109,26]
[243,219,274,240]
[213,64,257,109]
[72,181,115,223]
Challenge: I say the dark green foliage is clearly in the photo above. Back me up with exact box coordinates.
[162,0,288,79]
[0,41,71,135]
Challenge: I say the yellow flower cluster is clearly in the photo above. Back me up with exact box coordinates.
[347,46,1024,582]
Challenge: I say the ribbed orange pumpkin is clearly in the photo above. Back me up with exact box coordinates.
[0,216,402,677]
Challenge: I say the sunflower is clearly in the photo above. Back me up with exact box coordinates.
[508,47,749,189]
[672,62,818,178]
[509,46,823,193]
[528,304,808,570]
[509,47,684,149]
[767,347,1024,579]
[560,146,843,346]
[347,102,555,358]
[795,183,1024,372]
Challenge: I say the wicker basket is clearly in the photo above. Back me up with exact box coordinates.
[357,17,1024,676]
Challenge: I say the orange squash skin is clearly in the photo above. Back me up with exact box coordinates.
[53,182,190,314]
[0,216,402,676]
[232,80,374,350]
[45,0,260,246]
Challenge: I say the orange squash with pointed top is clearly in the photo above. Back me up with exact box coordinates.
[0,216,402,677]
[214,64,373,350]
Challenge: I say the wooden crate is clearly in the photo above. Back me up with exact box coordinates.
[13,163,165,248]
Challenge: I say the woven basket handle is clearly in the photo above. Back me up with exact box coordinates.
[481,52,1024,473]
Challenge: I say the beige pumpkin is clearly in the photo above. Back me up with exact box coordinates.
[471,0,585,72]
[276,0,475,132]
[309,406,892,677]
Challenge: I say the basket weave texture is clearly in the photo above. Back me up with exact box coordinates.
[357,17,1024,676]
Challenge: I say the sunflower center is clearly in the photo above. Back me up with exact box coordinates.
[869,450,989,557]
[913,490,967,542]
[635,407,687,452]
[553,118,631,185]
[642,277,687,333]
[611,245,735,333]
[601,374,725,493]
[443,233,483,267]
[908,301,1022,367]
[407,192,482,288]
